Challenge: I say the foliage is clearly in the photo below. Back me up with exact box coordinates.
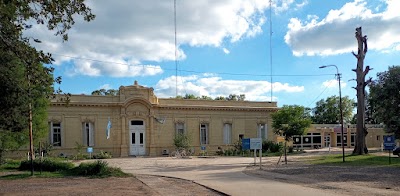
[262,140,274,153]
[269,142,282,153]
[18,159,130,178]
[0,159,21,171]
[91,89,119,96]
[272,105,312,141]
[19,158,74,172]
[175,94,246,101]
[70,160,124,177]
[93,151,112,159]
[369,66,400,138]
[173,133,191,150]
[0,0,94,162]
[74,142,87,160]
[312,96,355,124]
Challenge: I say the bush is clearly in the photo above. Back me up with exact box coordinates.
[93,151,112,159]
[269,142,283,153]
[262,140,274,153]
[173,133,191,150]
[19,158,74,172]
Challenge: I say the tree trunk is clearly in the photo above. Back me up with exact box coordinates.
[353,27,369,155]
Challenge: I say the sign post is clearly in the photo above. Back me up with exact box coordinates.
[383,135,396,165]
[250,138,262,166]
[87,147,93,159]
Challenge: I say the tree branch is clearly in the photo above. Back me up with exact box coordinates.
[352,51,358,58]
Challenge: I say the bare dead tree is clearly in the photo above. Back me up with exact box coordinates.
[352,27,371,155]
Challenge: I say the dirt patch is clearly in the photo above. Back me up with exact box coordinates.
[0,175,223,196]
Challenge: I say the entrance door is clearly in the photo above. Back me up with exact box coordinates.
[129,120,145,156]
[324,136,331,147]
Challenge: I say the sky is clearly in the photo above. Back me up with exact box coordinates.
[26,0,400,107]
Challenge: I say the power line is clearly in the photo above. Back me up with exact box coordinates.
[306,75,336,108]
[269,0,273,102]
[174,0,178,97]
[51,53,335,77]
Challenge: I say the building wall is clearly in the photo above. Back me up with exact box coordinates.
[45,81,277,157]
[292,124,387,149]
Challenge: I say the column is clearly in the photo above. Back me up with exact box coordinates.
[120,114,128,157]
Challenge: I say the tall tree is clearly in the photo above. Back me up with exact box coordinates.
[312,96,355,124]
[0,1,95,164]
[369,66,400,138]
[352,27,371,155]
[272,105,312,163]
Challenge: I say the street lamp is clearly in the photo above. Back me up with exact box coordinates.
[319,65,345,163]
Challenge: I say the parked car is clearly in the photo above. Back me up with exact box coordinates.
[393,147,400,157]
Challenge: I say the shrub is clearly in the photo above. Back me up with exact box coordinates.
[262,140,274,153]
[72,160,109,176]
[19,158,74,172]
[269,142,283,153]
[93,151,112,159]
[173,133,191,151]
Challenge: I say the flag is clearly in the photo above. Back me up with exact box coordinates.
[106,117,112,139]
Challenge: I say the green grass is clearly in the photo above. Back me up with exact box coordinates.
[309,154,400,167]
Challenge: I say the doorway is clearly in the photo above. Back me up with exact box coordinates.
[129,120,145,156]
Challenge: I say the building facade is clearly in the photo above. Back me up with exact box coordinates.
[293,124,387,149]
[47,81,278,157]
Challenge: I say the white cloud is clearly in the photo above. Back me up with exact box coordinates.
[99,84,111,90]
[322,79,347,88]
[24,0,307,77]
[223,48,230,54]
[154,74,304,101]
[285,0,400,56]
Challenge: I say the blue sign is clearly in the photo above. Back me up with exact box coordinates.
[87,147,93,153]
[250,138,262,150]
[242,138,250,150]
[384,135,396,150]
[201,146,206,151]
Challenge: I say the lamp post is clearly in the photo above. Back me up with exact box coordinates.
[319,65,345,162]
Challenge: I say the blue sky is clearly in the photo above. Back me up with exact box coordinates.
[28,0,400,107]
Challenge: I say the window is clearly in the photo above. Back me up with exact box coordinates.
[257,124,267,140]
[50,122,61,147]
[200,124,209,145]
[82,122,95,147]
[131,120,144,125]
[223,123,232,144]
[175,123,185,135]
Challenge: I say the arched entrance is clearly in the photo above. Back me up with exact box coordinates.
[129,120,145,156]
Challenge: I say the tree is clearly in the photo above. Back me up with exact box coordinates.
[369,66,400,138]
[91,89,119,96]
[312,96,355,124]
[352,27,371,155]
[271,105,312,163]
[0,1,95,164]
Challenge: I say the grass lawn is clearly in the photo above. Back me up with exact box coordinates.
[309,154,400,167]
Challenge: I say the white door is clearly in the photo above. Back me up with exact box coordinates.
[129,120,145,156]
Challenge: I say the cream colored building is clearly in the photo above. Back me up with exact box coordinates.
[292,124,387,149]
[48,81,278,157]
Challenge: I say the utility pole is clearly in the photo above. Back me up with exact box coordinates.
[352,27,372,155]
